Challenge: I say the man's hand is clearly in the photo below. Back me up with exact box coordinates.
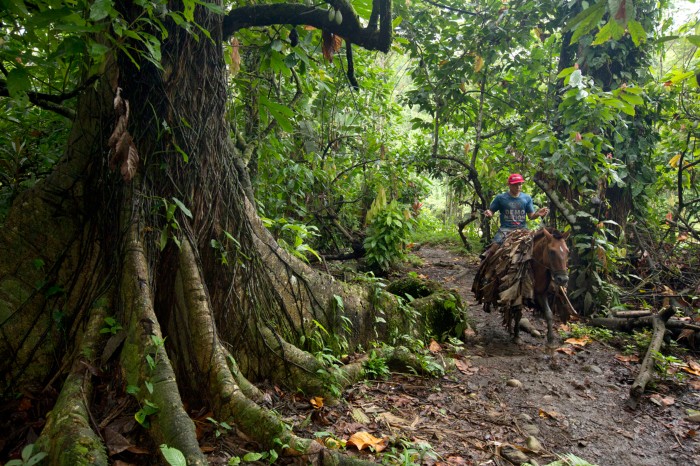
[536,207,549,218]
[483,209,493,218]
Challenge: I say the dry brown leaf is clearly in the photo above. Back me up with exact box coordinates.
[681,362,700,376]
[565,336,591,346]
[347,431,387,452]
[321,30,343,61]
[454,359,473,374]
[104,426,133,456]
[556,346,577,355]
[538,408,561,419]
[615,354,640,363]
[108,88,138,181]
[474,55,484,72]
[377,411,409,427]
[200,446,216,452]
[229,37,240,75]
[650,394,675,407]
[310,396,324,409]
[121,142,139,182]
[689,380,700,390]
[429,339,442,353]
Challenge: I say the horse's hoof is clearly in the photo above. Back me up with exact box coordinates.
[513,337,522,345]
[545,340,558,349]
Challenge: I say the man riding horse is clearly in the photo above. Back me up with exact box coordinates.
[482,173,549,259]
[473,174,571,345]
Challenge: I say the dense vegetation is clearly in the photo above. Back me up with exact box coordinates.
[1,0,699,463]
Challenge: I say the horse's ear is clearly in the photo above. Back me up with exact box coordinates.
[562,230,571,240]
[542,227,553,239]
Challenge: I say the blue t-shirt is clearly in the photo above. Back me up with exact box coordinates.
[489,192,535,229]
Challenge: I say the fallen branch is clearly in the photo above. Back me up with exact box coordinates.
[613,310,653,318]
[589,316,697,332]
[627,306,675,409]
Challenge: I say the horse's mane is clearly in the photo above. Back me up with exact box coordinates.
[533,226,566,240]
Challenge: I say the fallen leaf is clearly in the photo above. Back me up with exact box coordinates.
[429,339,442,353]
[615,354,640,363]
[689,380,700,390]
[200,446,215,452]
[455,359,475,375]
[347,431,387,452]
[538,408,561,419]
[650,394,675,407]
[444,456,468,465]
[565,336,591,346]
[104,427,133,456]
[557,346,577,355]
[350,408,369,424]
[377,412,409,427]
[310,396,324,409]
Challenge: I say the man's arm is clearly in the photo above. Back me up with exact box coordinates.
[528,207,549,219]
[483,196,499,218]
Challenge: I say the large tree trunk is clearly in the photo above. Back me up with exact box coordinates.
[0,2,408,463]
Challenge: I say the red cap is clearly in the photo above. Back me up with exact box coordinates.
[508,173,525,184]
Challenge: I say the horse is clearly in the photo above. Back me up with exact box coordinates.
[472,227,571,346]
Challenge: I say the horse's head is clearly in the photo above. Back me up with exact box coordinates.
[541,228,571,286]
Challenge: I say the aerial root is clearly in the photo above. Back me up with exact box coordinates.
[35,301,109,465]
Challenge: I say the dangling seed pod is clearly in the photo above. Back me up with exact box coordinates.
[328,7,335,22]
[289,27,299,47]
[334,9,342,25]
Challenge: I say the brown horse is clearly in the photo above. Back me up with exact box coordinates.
[472,227,571,346]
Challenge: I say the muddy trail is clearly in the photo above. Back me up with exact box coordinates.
[284,246,700,465]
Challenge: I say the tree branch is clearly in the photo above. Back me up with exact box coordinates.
[223,1,393,53]
[532,177,578,227]
[0,75,99,119]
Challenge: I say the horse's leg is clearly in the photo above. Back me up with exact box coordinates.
[512,307,522,344]
[535,293,556,346]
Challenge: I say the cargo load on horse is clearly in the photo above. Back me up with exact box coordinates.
[472,227,571,345]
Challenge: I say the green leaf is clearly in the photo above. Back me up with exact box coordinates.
[569,0,606,44]
[89,41,111,60]
[6,67,31,97]
[160,228,169,251]
[627,19,646,45]
[135,409,148,426]
[592,19,625,45]
[29,7,73,27]
[172,197,193,218]
[686,35,700,47]
[259,95,294,132]
[353,0,373,20]
[243,452,264,461]
[3,0,29,15]
[182,0,195,22]
[172,141,189,163]
[26,452,47,466]
[90,0,114,21]
[619,92,644,106]
[160,445,187,466]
